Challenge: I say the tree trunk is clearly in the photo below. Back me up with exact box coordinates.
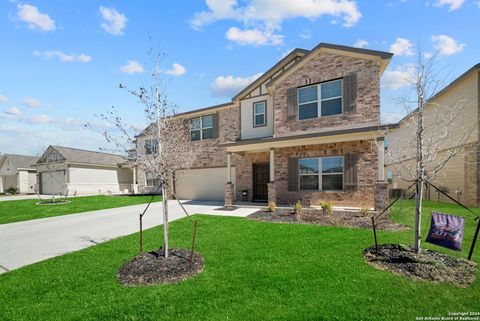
[414,180,423,251]
[161,184,169,259]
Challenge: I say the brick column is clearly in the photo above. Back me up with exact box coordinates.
[375,181,389,211]
[225,182,234,206]
[267,182,276,204]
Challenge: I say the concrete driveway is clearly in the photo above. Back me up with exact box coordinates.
[0,200,260,274]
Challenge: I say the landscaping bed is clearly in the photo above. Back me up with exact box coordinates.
[117,248,204,286]
[248,208,408,231]
[364,244,477,287]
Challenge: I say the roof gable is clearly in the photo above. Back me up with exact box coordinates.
[232,48,308,101]
[38,146,126,167]
[0,154,39,169]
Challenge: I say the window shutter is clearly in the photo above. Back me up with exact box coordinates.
[287,158,299,191]
[213,113,220,139]
[286,88,298,120]
[344,153,358,191]
[343,73,357,113]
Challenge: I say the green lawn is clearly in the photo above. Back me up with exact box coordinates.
[0,200,479,321]
[0,195,162,224]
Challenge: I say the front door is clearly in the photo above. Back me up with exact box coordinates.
[253,163,269,201]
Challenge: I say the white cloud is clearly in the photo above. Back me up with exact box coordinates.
[211,73,262,98]
[119,60,144,74]
[432,0,464,11]
[99,6,127,36]
[382,64,415,90]
[477,0,480,8]
[0,95,8,104]
[353,39,368,48]
[22,97,43,108]
[28,114,53,124]
[299,29,311,39]
[17,4,56,32]
[33,50,92,63]
[165,63,186,77]
[432,35,465,55]
[4,107,21,117]
[381,112,404,124]
[226,27,284,46]
[191,0,361,46]
[389,38,414,56]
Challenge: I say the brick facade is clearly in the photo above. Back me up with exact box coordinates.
[273,52,380,136]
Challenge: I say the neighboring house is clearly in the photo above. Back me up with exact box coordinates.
[36,146,133,195]
[136,42,395,209]
[0,154,38,194]
[385,64,480,207]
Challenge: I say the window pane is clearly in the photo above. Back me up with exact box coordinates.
[254,102,265,114]
[202,128,214,139]
[299,158,318,174]
[321,98,342,116]
[191,118,201,130]
[202,115,213,128]
[146,172,153,180]
[300,175,319,190]
[299,102,318,120]
[321,80,342,99]
[254,114,265,126]
[322,157,343,173]
[298,86,318,104]
[191,130,201,141]
[322,174,343,190]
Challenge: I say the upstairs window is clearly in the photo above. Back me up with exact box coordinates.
[253,101,266,127]
[191,115,214,141]
[144,139,159,155]
[299,156,343,191]
[298,79,343,120]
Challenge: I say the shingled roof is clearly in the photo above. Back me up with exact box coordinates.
[0,154,39,169]
[40,146,127,166]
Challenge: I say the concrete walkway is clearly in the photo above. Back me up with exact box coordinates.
[0,200,260,274]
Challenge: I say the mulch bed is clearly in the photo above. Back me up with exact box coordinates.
[248,208,408,231]
[117,248,204,286]
[214,206,238,211]
[364,244,477,287]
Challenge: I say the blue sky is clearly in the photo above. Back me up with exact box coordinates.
[0,0,478,155]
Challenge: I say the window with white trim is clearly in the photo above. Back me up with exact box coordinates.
[298,79,343,120]
[191,115,213,141]
[145,172,160,187]
[144,139,159,155]
[299,156,343,191]
[253,101,266,126]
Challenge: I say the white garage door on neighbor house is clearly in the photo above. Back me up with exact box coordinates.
[175,167,236,201]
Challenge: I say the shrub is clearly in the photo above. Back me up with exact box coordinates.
[319,201,334,214]
[294,200,302,222]
[6,186,19,194]
[267,200,276,213]
[360,204,370,217]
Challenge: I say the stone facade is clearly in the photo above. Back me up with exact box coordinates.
[374,181,389,211]
[225,182,234,206]
[273,52,380,136]
[235,151,269,201]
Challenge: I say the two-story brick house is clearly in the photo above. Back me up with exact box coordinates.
[135,43,395,209]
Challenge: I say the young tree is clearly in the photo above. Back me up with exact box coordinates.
[90,51,197,259]
[385,51,478,251]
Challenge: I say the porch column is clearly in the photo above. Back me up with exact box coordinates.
[132,166,138,194]
[269,148,275,183]
[377,138,385,181]
[227,152,232,183]
[268,148,276,204]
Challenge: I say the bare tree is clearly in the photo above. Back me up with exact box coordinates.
[89,51,197,259]
[385,51,478,251]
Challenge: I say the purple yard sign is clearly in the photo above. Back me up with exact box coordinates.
[425,212,465,251]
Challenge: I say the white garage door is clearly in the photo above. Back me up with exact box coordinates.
[175,167,235,201]
[41,171,66,195]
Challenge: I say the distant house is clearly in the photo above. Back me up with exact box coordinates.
[0,154,39,194]
[385,63,480,207]
[36,146,133,196]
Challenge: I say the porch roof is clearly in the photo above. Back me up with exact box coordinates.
[222,124,397,153]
